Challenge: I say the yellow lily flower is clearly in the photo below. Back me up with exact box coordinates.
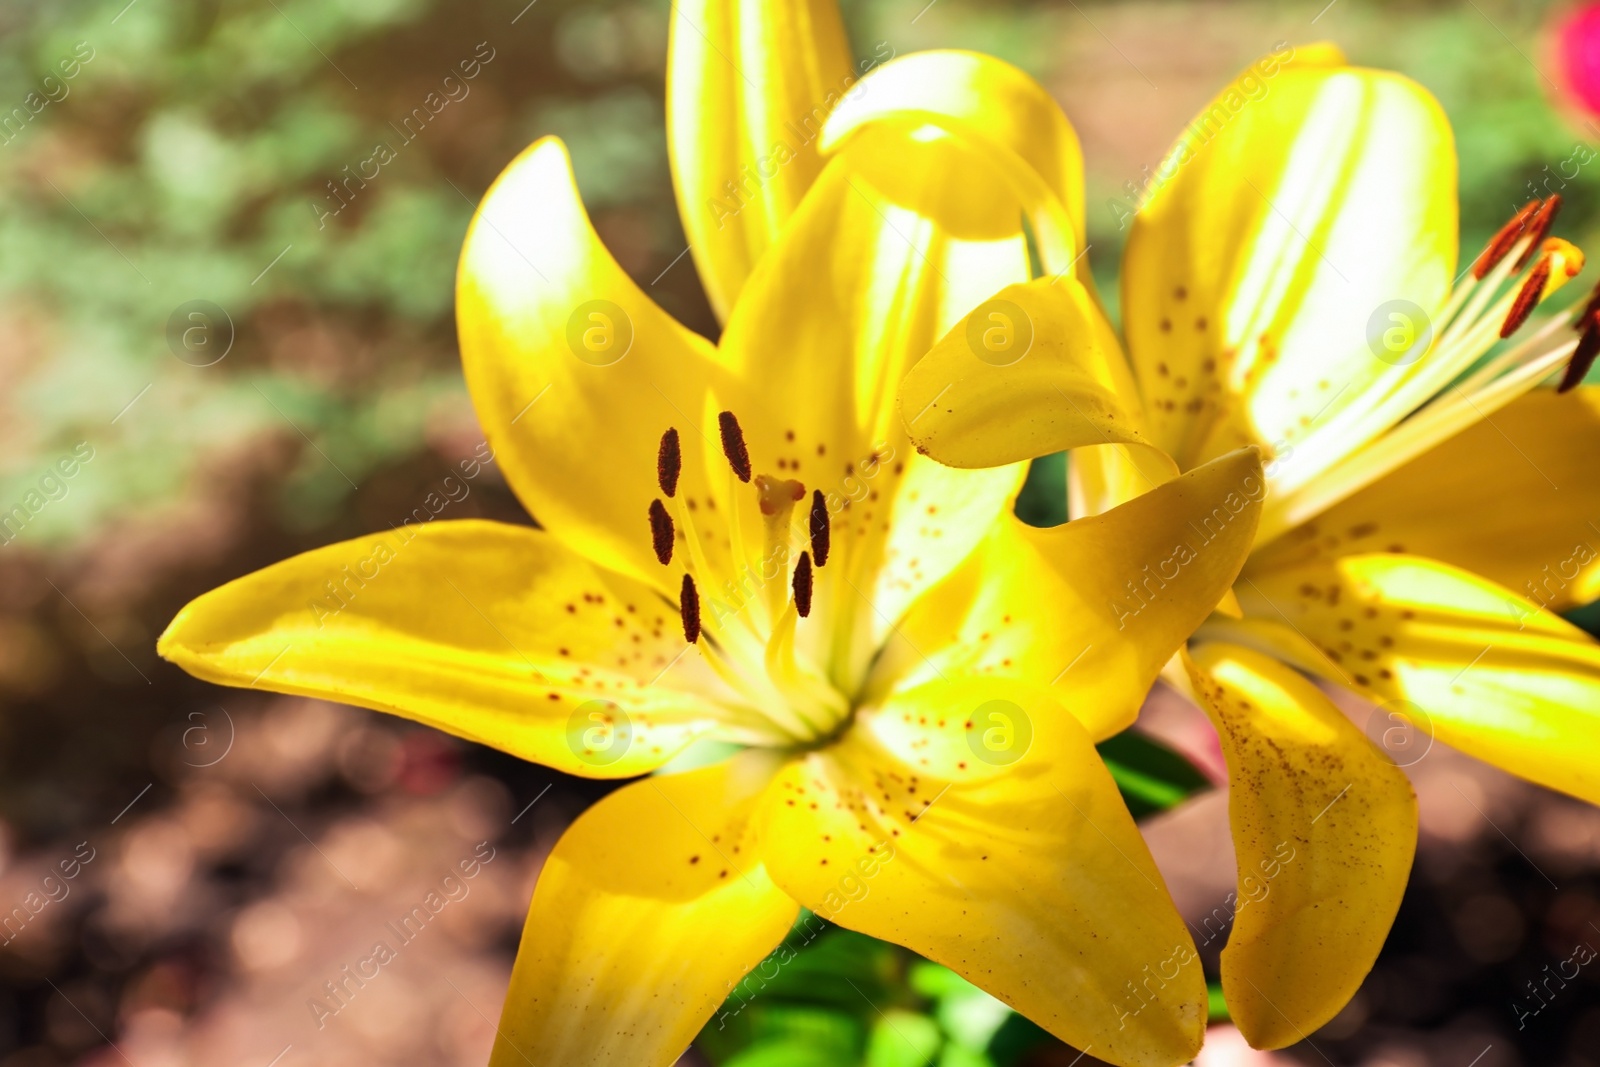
[157,7,1268,1067]
[898,43,1600,1051]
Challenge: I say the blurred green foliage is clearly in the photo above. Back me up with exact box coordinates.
[0,0,474,542]
[3,0,1595,548]
[698,926,1053,1067]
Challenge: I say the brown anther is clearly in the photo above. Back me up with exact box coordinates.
[1560,311,1600,393]
[1500,255,1552,339]
[657,428,681,498]
[1472,199,1541,279]
[718,411,752,483]
[808,490,830,567]
[1513,195,1563,270]
[648,499,674,565]
[679,574,701,643]
[1574,281,1600,333]
[792,552,814,618]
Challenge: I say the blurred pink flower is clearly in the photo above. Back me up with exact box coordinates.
[1193,1025,1294,1066]
[1557,3,1600,115]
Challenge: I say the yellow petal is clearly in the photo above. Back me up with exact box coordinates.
[871,447,1264,739]
[758,679,1205,1067]
[1251,386,1600,611]
[666,0,854,321]
[1068,444,1188,519]
[457,136,736,589]
[1238,553,1600,803]
[158,520,744,778]
[1123,50,1457,481]
[713,127,1031,669]
[492,751,798,1067]
[720,127,1031,467]
[1184,643,1416,1050]
[821,50,1086,276]
[898,276,1160,471]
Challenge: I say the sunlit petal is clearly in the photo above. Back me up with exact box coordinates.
[758,678,1205,1067]
[1239,553,1600,803]
[667,0,854,320]
[1250,386,1600,611]
[1185,643,1415,1049]
[159,520,745,777]
[872,448,1263,739]
[899,277,1159,471]
[1124,49,1457,484]
[492,751,798,1066]
[822,50,1086,275]
[458,136,736,589]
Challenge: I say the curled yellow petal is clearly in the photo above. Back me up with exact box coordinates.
[899,276,1160,472]
[821,49,1085,276]
[1185,643,1416,1049]
[872,447,1263,739]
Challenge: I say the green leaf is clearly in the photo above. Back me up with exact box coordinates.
[724,1039,846,1067]
[1208,981,1231,1023]
[937,1046,996,1067]
[980,1012,1054,1067]
[909,963,1009,1052]
[1013,452,1067,528]
[1096,729,1211,819]
[704,1002,867,1066]
[865,1011,941,1067]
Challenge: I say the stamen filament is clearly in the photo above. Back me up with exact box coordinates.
[1453,314,1570,397]
[664,490,767,658]
[691,632,809,740]
[1445,234,1528,339]
[1261,337,1579,544]
[763,598,848,734]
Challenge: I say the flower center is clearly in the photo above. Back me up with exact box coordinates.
[647,412,863,745]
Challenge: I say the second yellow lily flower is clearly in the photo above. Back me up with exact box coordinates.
[900,38,1600,1051]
